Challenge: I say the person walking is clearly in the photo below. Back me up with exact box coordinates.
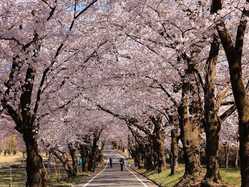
[109,157,113,168]
[78,157,83,167]
[120,158,124,171]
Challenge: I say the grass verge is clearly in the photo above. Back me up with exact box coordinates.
[136,166,240,187]
[0,164,104,187]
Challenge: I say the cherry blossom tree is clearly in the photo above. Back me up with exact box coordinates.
[1,0,249,187]
[0,0,106,186]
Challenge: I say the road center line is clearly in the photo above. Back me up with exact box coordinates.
[126,167,149,187]
[83,163,108,187]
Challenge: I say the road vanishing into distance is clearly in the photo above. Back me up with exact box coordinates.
[74,147,158,187]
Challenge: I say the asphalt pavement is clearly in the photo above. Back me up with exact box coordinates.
[74,148,158,187]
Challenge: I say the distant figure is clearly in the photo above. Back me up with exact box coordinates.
[78,157,83,167]
[109,157,113,168]
[120,158,124,171]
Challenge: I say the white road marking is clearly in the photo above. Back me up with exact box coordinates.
[81,152,150,187]
[82,164,108,187]
[115,153,148,187]
[116,152,148,187]
[126,167,149,187]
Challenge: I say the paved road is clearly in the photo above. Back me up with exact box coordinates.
[74,148,158,187]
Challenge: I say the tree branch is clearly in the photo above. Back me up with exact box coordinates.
[96,104,151,135]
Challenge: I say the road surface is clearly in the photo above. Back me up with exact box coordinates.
[74,147,158,187]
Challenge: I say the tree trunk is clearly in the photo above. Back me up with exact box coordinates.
[170,128,179,175]
[202,2,223,185]
[50,148,74,178]
[152,122,166,173]
[218,50,249,184]
[88,128,103,171]
[224,143,230,169]
[68,144,77,176]
[235,147,239,168]
[23,132,47,187]
[177,63,202,186]
[144,143,154,170]
[153,135,166,173]
[158,133,166,172]
[216,7,249,185]
[203,34,222,185]
[79,144,88,172]
[128,135,142,169]
[179,100,201,176]
[239,119,249,186]
[135,155,141,169]
[88,139,97,171]
[135,146,142,169]
[144,154,154,170]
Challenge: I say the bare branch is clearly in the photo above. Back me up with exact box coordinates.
[145,75,178,107]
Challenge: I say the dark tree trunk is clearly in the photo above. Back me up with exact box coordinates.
[143,142,154,170]
[23,132,47,187]
[170,128,179,175]
[79,144,88,172]
[88,144,97,171]
[217,11,249,185]
[128,135,142,169]
[177,62,202,186]
[157,134,166,173]
[235,147,239,168]
[0,32,46,187]
[239,119,249,187]
[150,115,166,173]
[87,128,103,171]
[179,101,201,176]
[202,2,223,186]
[68,144,77,176]
[136,147,142,169]
[87,155,93,171]
[144,154,154,170]
[224,143,230,169]
[203,34,222,186]
[50,148,75,178]
[88,132,100,171]
[135,155,141,169]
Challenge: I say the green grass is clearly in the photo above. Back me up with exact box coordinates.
[220,168,241,187]
[136,166,241,187]
[127,159,134,166]
[0,161,105,187]
[48,172,91,187]
[0,152,106,186]
[0,166,93,187]
[0,167,25,187]
[137,167,184,187]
